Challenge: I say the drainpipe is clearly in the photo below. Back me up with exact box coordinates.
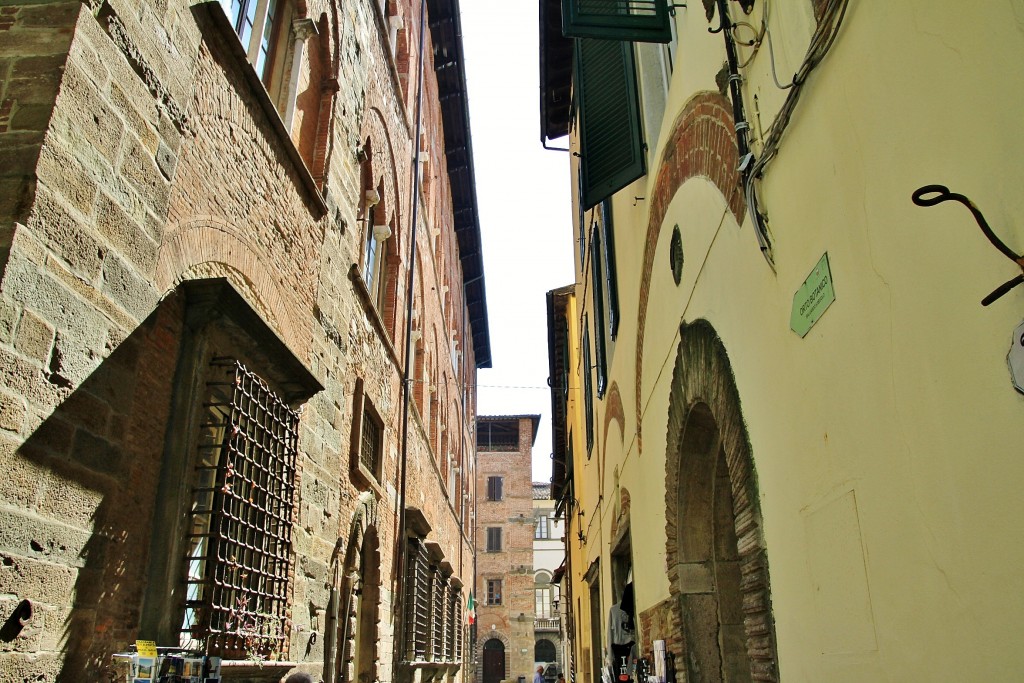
[393,0,429,679]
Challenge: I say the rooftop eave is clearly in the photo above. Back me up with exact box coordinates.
[428,0,492,368]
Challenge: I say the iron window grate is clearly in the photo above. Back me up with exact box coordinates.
[360,406,381,476]
[404,539,430,661]
[180,358,299,659]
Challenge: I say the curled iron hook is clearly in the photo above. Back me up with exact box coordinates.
[912,184,1024,306]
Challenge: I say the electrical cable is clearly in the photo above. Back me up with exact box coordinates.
[741,0,850,268]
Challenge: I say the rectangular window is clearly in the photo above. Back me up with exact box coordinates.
[360,404,382,475]
[535,515,550,540]
[404,539,430,661]
[350,379,384,485]
[487,579,503,606]
[219,0,286,84]
[486,475,504,501]
[180,359,298,659]
[486,527,503,552]
[591,228,607,398]
[601,199,619,339]
[535,588,551,618]
[582,318,594,455]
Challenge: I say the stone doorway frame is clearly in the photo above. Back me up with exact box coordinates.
[663,320,780,682]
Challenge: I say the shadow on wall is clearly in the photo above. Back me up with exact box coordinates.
[8,297,184,680]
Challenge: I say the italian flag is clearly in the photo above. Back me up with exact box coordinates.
[467,592,476,625]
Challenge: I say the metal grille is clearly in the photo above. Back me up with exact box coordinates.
[440,581,450,661]
[453,591,462,661]
[359,406,381,475]
[404,540,430,661]
[430,568,444,661]
[180,358,298,659]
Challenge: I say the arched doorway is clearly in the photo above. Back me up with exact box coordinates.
[535,638,556,663]
[664,321,780,682]
[482,638,506,683]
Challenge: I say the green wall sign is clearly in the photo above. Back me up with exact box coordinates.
[791,252,836,337]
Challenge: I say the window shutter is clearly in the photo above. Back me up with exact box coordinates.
[577,37,646,210]
[495,477,503,501]
[601,200,620,339]
[562,0,673,42]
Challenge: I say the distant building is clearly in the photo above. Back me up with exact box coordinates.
[475,415,539,683]
[532,482,565,679]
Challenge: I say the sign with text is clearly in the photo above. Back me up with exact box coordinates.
[791,252,836,337]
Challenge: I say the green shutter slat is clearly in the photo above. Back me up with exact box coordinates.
[577,38,646,210]
[562,0,672,43]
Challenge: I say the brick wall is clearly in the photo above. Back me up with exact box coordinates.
[0,0,482,679]
[476,417,537,683]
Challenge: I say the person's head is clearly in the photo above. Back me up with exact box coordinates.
[558,675,565,681]
[285,674,314,683]
[538,666,545,674]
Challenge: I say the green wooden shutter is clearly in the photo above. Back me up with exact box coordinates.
[562,0,673,43]
[576,37,646,210]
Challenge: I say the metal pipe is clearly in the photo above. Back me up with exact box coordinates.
[392,0,429,678]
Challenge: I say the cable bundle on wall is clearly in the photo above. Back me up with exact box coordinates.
[735,0,851,268]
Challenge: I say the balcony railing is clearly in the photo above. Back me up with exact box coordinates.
[534,617,560,631]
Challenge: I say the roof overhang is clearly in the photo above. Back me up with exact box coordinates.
[427,0,492,368]
[539,0,573,143]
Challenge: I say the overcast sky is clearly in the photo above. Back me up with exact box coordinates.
[458,4,574,482]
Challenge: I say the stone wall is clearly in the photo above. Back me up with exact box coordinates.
[0,0,481,679]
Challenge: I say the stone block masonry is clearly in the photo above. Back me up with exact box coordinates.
[0,0,485,679]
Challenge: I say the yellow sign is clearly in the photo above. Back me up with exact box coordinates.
[136,640,158,658]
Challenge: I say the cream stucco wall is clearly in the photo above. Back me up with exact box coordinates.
[558,2,1024,681]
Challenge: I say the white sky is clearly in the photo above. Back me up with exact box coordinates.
[458,4,574,482]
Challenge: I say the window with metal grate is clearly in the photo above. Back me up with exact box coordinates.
[404,539,430,661]
[179,358,298,659]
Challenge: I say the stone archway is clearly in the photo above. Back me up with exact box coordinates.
[664,320,779,682]
[331,493,382,683]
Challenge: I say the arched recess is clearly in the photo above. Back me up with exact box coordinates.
[535,638,556,663]
[480,635,508,683]
[635,91,745,453]
[331,493,382,683]
[358,107,404,338]
[663,320,779,683]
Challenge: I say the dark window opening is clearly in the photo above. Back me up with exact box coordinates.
[180,358,298,659]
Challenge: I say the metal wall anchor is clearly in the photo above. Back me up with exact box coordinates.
[912,184,1024,306]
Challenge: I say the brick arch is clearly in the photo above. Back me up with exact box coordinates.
[634,91,745,454]
[360,106,403,245]
[310,11,339,189]
[663,320,779,682]
[155,219,300,351]
[601,380,626,495]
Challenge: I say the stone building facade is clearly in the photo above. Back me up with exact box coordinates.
[474,416,538,683]
[531,483,563,679]
[0,0,487,680]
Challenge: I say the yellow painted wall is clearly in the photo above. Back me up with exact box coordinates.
[560,2,1024,680]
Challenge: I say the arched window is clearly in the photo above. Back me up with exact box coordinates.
[535,638,556,663]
